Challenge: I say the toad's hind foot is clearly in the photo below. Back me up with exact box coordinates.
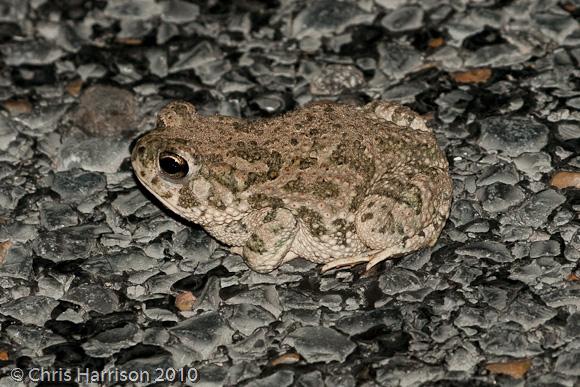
[320,254,374,273]
[320,248,401,273]
[365,247,402,271]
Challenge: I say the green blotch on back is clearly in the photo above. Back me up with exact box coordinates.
[283,177,340,199]
[248,194,284,209]
[246,233,266,253]
[297,206,326,237]
[178,185,199,208]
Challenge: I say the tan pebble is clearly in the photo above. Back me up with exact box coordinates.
[428,37,445,49]
[566,273,579,281]
[550,171,580,189]
[452,68,492,84]
[0,240,12,264]
[3,99,32,115]
[562,2,576,12]
[485,358,532,379]
[270,352,301,366]
[175,291,196,311]
[116,37,143,45]
[66,79,83,97]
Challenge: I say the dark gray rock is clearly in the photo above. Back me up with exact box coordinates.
[57,136,129,173]
[62,283,120,314]
[529,240,561,258]
[226,285,281,317]
[160,0,199,24]
[478,117,549,157]
[379,268,424,295]
[501,189,566,228]
[476,182,525,213]
[5,325,66,355]
[1,40,65,65]
[514,152,552,181]
[39,202,79,230]
[246,370,294,387]
[534,12,578,44]
[0,296,59,326]
[222,303,276,336]
[51,169,106,201]
[33,225,107,263]
[170,311,234,360]
[477,163,520,186]
[456,241,513,263]
[503,294,557,330]
[378,42,423,80]
[335,307,402,336]
[449,200,481,227]
[291,0,374,39]
[375,357,443,386]
[295,371,324,387]
[104,0,162,20]
[82,323,142,357]
[0,244,33,280]
[555,348,580,376]
[381,5,424,32]
[479,324,543,356]
[284,326,355,363]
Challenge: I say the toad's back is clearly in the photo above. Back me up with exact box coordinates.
[175,103,448,217]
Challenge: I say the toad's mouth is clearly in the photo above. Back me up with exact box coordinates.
[135,172,201,225]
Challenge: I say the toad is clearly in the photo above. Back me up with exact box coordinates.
[132,101,453,273]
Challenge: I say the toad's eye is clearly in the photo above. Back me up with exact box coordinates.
[159,151,189,179]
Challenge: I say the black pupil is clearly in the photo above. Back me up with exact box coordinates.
[159,152,188,177]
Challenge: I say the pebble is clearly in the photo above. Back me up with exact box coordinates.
[478,117,549,157]
[0,296,58,326]
[2,99,32,115]
[514,152,552,181]
[175,291,197,311]
[57,136,129,173]
[104,0,162,20]
[381,5,424,32]
[555,348,580,376]
[222,303,276,336]
[557,122,580,140]
[378,42,423,80]
[284,326,356,363]
[501,189,566,228]
[1,40,64,66]
[170,311,234,360]
[62,283,119,314]
[73,85,138,136]
[476,182,525,213]
[291,0,374,39]
[457,241,513,263]
[335,307,402,336]
[39,202,79,230]
[529,240,561,258]
[160,0,200,24]
[379,268,423,295]
[550,171,580,189]
[309,64,365,95]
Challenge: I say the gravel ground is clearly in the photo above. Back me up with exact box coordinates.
[0,0,579,386]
